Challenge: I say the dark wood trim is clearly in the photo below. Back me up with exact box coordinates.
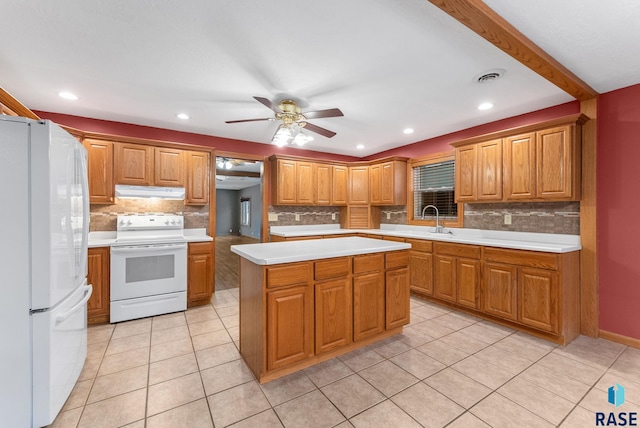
[0,87,40,119]
[262,160,271,242]
[215,150,267,162]
[599,330,640,349]
[216,170,260,178]
[580,97,598,337]
[428,0,598,101]
[450,113,589,148]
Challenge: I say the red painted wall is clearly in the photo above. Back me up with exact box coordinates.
[33,111,360,163]
[597,84,640,340]
[364,102,580,159]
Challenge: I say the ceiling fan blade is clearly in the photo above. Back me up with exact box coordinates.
[303,108,344,119]
[253,96,282,113]
[303,122,337,138]
[225,118,272,124]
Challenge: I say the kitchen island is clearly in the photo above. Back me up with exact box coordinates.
[231,237,411,383]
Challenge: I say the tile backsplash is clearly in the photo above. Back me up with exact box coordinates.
[268,205,341,226]
[378,202,580,235]
[90,199,209,232]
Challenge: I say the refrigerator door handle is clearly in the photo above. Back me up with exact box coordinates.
[55,284,92,325]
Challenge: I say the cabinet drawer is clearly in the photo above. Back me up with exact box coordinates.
[386,251,409,269]
[383,236,405,243]
[267,262,312,288]
[188,241,213,255]
[406,239,432,253]
[353,254,384,274]
[483,247,558,270]
[315,257,351,281]
[434,242,480,259]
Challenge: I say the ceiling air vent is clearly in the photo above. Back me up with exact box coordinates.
[473,68,506,84]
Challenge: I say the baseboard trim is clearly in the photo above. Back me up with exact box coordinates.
[599,329,640,349]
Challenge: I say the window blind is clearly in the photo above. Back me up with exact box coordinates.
[412,160,457,219]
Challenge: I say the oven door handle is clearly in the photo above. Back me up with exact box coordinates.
[111,243,187,253]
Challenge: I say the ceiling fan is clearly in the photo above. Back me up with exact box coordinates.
[225,96,344,146]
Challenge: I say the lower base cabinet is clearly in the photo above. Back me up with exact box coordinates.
[87,247,110,325]
[187,241,214,307]
[240,250,410,383]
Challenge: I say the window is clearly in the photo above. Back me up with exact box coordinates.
[240,198,250,226]
[408,153,463,227]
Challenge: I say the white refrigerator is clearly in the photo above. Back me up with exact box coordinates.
[0,116,92,427]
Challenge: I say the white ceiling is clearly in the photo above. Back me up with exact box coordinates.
[215,159,262,190]
[1,1,638,157]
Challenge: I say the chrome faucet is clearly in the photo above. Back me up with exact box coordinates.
[421,204,444,233]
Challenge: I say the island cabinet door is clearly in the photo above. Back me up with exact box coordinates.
[353,272,385,341]
[315,278,352,354]
[266,285,313,371]
[385,267,410,330]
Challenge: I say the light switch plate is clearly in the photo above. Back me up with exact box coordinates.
[268,213,278,222]
[295,214,300,221]
[504,213,512,225]
[386,212,391,220]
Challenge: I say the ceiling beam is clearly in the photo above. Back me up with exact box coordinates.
[428,0,598,101]
[216,169,260,178]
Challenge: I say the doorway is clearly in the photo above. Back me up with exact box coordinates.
[214,157,263,290]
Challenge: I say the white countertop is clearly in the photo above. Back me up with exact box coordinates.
[88,229,212,248]
[269,224,581,253]
[230,237,411,265]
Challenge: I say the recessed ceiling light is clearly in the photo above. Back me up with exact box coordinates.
[356,144,365,150]
[58,91,78,100]
[177,113,189,120]
[478,102,494,111]
[403,128,414,134]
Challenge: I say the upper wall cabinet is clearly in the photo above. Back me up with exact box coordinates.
[82,139,114,204]
[370,160,407,206]
[114,143,154,186]
[185,151,210,205]
[154,147,185,187]
[348,165,369,204]
[331,165,348,206]
[453,115,586,203]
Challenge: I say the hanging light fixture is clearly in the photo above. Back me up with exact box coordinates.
[216,157,234,169]
[271,122,313,147]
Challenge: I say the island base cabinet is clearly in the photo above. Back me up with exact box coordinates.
[267,286,313,371]
[353,272,385,342]
[385,267,410,330]
[315,278,352,354]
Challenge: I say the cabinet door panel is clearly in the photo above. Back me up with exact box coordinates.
[154,147,184,187]
[386,267,410,330]
[115,143,153,185]
[297,161,314,204]
[348,166,369,204]
[267,286,313,370]
[455,145,477,201]
[331,165,348,205]
[87,247,110,324]
[409,251,433,295]
[434,255,456,302]
[537,125,572,198]
[314,163,332,205]
[477,139,502,201]
[315,278,352,354]
[380,162,395,204]
[483,263,517,321]
[457,258,480,310]
[353,272,385,341]
[188,253,212,303]
[185,151,210,205]
[369,163,381,204]
[504,132,536,200]
[518,268,558,333]
[276,160,297,204]
[83,139,114,204]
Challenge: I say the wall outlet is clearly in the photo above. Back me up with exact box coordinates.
[386,212,391,220]
[331,213,336,220]
[295,214,300,221]
[268,213,278,222]
[504,213,512,225]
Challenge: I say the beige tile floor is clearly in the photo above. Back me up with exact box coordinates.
[49,290,640,428]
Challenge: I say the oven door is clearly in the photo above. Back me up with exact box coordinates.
[110,243,187,301]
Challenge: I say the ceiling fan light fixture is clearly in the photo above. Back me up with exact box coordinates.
[272,125,292,147]
[293,131,313,146]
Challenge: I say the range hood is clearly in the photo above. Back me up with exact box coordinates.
[115,185,185,200]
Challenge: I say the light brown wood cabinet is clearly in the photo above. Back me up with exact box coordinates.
[271,157,328,205]
[114,142,154,186]
[340,205,381,229]
[348,165,369,204]
[187,241,214,307]
[433,242,481,310]
[407,239,433,296]
[483,262,518,321]
[185,151,210,205]
[332,165,348,205]
[154,147,185,187]
[370,160,407,205]
[83,139,114,204]
[314,163,332,205]
[454,115,584,203]
[87,247,110,325]
[239,249,410,383]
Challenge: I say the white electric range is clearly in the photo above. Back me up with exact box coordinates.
[110,214,187,323]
